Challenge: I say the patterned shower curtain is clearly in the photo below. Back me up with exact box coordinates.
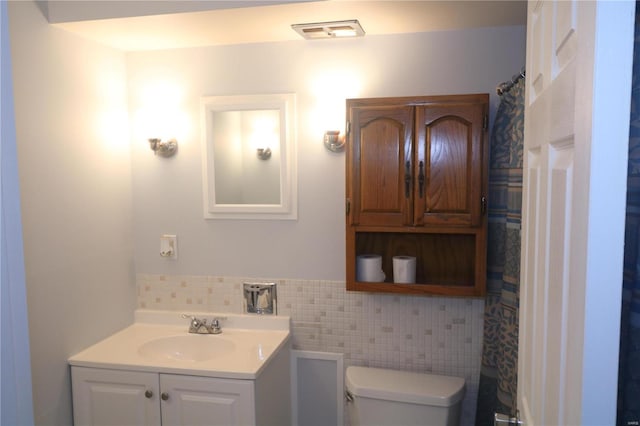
[618,7,640,425]
[475,77,525,426]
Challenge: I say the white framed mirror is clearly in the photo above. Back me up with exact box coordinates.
[201,93,297,220]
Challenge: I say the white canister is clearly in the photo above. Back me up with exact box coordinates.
[393,256,417,283]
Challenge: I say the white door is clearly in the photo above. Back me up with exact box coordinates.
[71,367,161,426]
[518,1,635,425]
[160,374,255,426]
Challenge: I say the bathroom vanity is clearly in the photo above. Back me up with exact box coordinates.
[69,310,291,426]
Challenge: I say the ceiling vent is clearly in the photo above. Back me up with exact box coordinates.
[291,19,365,39]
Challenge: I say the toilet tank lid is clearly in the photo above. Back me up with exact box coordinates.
[345,366,465,407]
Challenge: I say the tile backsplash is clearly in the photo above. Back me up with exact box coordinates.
[137,274,485,424]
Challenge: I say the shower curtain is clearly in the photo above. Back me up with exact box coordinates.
[475,77,525,426]
[618,7,640,425]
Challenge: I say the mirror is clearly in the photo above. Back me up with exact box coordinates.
[201,94,297,219]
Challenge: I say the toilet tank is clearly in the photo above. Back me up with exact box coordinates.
[345,366,465,426]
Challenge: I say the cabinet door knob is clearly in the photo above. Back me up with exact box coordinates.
[161,392,169,401]
[144,390,153,399]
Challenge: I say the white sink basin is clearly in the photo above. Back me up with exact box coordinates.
[138,335,236,362]
[68,310,291,379]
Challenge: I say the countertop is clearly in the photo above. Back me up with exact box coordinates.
[68,310,291,380]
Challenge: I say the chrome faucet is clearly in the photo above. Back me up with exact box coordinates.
[181,314,224,334]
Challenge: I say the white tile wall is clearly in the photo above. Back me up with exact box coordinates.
[137,274,485,425]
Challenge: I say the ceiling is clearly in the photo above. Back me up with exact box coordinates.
[48,0,527,51]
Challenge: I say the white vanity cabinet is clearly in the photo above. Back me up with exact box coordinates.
[68,311,292,426]
[72,367,258,426]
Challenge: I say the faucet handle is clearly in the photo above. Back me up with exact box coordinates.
[181,314,201,332]
[212,316,227,326]
[209,317,226,334]
[181,314,197,323]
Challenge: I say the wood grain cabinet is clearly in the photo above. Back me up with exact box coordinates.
[346,94,489,296]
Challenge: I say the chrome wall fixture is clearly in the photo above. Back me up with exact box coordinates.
[243,282,277,315]
[256,147,272,160]
[324,130,345,152]
[148,138,178,157]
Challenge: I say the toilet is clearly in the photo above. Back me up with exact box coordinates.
[345,366,465,426]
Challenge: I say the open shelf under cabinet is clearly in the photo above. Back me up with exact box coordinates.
[346,228,486,297]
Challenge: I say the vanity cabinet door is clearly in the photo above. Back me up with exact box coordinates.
[160,374,255,426]
[71,366,161,426]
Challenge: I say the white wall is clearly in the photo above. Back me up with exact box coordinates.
[127,26,526,279]
[1,1,34,424]
[8,2,136,424]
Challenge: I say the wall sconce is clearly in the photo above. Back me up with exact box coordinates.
[148,138,178,157]
[324,130,345,153]
[256,147,272,160]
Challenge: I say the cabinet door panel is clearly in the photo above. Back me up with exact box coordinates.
[348,105,413,226]
[160,374,255,426]
[71,367,160,426]
[416,103,485,226]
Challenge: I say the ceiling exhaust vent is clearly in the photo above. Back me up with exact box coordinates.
[291,19,365,40]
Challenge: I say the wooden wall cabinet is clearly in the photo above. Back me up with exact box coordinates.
[346,94,489,297]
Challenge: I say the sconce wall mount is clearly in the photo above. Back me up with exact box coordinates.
[257,147,272,160]
[324,130,345,153]
[148,138,178,157]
